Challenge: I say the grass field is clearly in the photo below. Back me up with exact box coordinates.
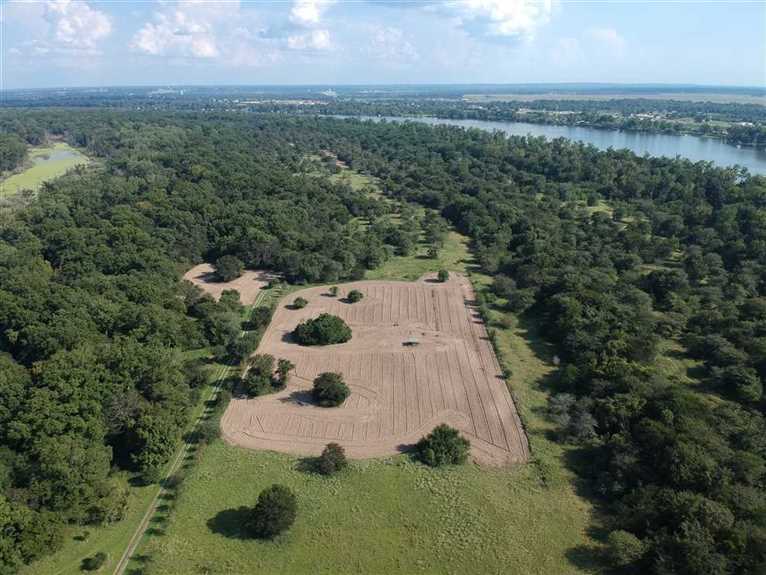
[134,230,602,575]
[0,143,90,196]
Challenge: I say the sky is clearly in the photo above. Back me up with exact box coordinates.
[1,0,764,90]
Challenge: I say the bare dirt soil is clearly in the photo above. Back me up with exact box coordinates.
[221,273,528,466]
[182,263,272,305]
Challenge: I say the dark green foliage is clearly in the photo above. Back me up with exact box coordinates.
[328,286,339,297]
[243,354,276,397]
[195,420,221,445]
[317,443,348,475]
[81,551,107,571]
[291,297,308,309]
[0,133,27,172]
[606,531,646,568]
[214,255,244,282]
[312,372,350,407]
[415,424,470,466]
[275,359,295,390]
[293,314,352,346]
[346,289,363,303]
[437,269,449,283]
[248,484,297,539]
[247,306,273,331]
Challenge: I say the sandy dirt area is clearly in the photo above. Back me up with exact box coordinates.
[221,273,529,466]
[183,263,272,305]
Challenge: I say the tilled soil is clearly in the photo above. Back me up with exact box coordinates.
[183,263,272,305]
[221,273,529,466]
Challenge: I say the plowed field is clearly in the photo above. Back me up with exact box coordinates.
[222,273,528,465]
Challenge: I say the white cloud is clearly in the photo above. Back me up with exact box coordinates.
[289,0,335,27]
[130,1,235,59]
[45,0,112,50]
[588,27,626,52]
[368,27,419,63]
[6,0,112,57]
[447,0,553,39]
[287,29,332,51]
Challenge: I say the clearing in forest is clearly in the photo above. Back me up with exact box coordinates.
[183,263,273,305]
[221,272,528,466]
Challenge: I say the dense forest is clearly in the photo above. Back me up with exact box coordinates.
[0,110,765,574]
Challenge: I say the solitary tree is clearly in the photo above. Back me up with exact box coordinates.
[292,314,352,346]
[415,424,470,466]
[312,372,350,407]
[248,484,297,539]
[291,297,308,309]
[329,286,339,297]
[347,289,364,303]
[215,255,244,282]
[317,443,348,475]
[437,269,449,283]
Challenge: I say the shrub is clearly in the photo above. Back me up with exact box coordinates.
[275,359,295,390]
[312,372,350,407]
[292,314,351,346]
[346,289,364,303]
[317,443,348,475]
[248,484,297,539]
[606,530,646,567]
[415,424,470,466]
[81,552,107,571]
[215,255,244,282]
[329,286,339,297]
[291,297,308,309]
[196,419,220,444]
[437,269,449,282]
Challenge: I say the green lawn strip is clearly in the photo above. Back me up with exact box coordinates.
[0,143,90,196]
[134,229,599,574]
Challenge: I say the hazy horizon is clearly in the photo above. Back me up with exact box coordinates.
[2,1,764,90]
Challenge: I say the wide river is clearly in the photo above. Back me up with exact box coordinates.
[350,116,766,175]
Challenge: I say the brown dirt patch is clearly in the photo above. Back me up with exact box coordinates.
[183,263,272,306]
[221,273,529,466]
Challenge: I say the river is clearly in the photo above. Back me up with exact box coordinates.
[348,116,766,175]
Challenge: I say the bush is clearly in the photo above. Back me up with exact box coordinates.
[291,297,308,309]
[312,372,350,407]
[606,530,646,567]
[415,424,470,466]
[248,484,297,539]
[215,255,244,282]
[329,286,339,297]
[81,552,107,571]
[317,443,348,475]
[292,314,351,346]
[196,419,220,444]
[437,269,449,282]
[346,289,363,303]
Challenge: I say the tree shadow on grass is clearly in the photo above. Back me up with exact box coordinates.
[207,507,251,539]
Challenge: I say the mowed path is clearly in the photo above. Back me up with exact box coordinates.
[221,273,528,466]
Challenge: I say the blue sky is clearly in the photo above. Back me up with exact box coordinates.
[2,1,764,89]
